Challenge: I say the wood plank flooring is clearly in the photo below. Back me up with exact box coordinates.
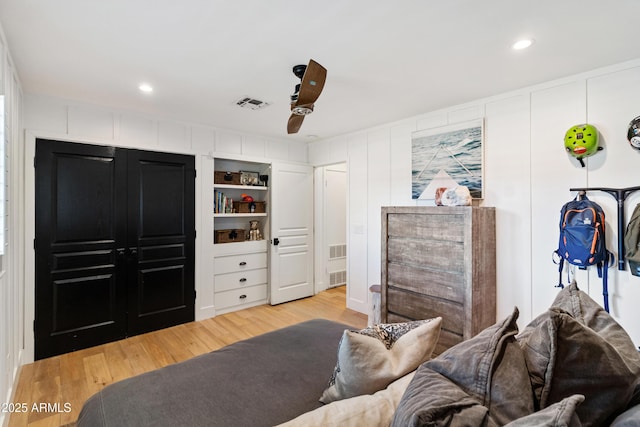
[8,286,365,427]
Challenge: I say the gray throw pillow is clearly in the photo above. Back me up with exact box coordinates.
[518,307,638,426]
[391,366,498,427]
[550,281,640,374]
[392,308,534,426]
[504,394,584,427]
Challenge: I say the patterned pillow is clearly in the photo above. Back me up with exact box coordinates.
[319,318,442,404]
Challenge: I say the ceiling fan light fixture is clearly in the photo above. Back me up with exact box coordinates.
[292,106,313,116]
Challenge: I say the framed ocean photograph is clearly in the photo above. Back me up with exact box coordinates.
[411,119,484,200]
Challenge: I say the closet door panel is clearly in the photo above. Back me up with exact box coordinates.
[126,150,196,335]
[35,139,127,360]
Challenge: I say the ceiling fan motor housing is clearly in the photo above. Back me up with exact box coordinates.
[292,64,307,79]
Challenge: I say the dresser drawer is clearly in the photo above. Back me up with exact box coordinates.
[215,268,267,293]
[387,263,464,303]
[387,212,464,241]
[387,238,464,272]
[215,284,267,310]
[214,252,267,275]
[387,288,464,336]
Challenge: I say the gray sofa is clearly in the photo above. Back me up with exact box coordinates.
[78,283,640,427]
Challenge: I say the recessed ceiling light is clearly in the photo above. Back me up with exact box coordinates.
[139,83,153,93]
[513,39,534,50]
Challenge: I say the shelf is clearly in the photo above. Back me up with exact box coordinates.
[214,184,268,191]
[214,213,267,218]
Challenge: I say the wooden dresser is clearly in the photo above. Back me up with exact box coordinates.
[380,206,496,355]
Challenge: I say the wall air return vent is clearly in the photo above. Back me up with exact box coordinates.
[329,244,347,259]
[330,270,347,287]
[236,97,271,110]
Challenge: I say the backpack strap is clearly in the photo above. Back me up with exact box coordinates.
[553,250,565,288]
[602,254,610,313]
[598,250,615,313]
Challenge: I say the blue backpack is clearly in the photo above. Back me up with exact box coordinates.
[554,194,614,311]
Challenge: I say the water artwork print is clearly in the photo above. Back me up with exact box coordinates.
[411,119,483,200]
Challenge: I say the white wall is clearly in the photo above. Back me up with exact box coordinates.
[21,93,309,363]
[0,25,24,427]
[309,58,640,346]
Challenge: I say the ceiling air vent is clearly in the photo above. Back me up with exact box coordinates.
[236,97,271,110]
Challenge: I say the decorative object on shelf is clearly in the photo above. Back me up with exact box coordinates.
[438,186,472,206]
[241,193,254,202]
[215,171,241,185]
[412,119,484,200]
[234,200,265,213]
[259,174,269,187]
[240,170,260,186]
[249,220,262,241]
[563,123,602,168]
[435,187,447,206]
[215,229,245,244]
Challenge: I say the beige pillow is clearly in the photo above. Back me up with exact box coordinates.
[278,372,415,427]
[320,318,442,403]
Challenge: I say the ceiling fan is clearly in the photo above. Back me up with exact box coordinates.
[287,59,327,134]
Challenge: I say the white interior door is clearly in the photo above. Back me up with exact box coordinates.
[270,162,314,305]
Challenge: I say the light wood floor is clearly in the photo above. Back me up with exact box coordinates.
[8,286,365,427]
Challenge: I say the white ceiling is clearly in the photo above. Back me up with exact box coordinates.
[1,1,639,143]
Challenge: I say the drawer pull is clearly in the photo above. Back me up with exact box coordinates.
[239,278,247,283]
[239,294,247,299]
[239,261,247,266]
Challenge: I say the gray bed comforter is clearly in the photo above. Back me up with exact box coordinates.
[77,319,347,427]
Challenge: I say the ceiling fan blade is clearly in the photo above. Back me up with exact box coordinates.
[287,113,305,134]
[296,59,326,107]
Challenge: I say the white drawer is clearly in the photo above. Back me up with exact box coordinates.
[214,252,267,275]
[215,284,267,310]
[215,268,267,293]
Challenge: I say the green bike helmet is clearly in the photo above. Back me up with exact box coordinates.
[564,124,601,167]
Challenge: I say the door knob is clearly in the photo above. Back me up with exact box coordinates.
[273,238,280,246]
